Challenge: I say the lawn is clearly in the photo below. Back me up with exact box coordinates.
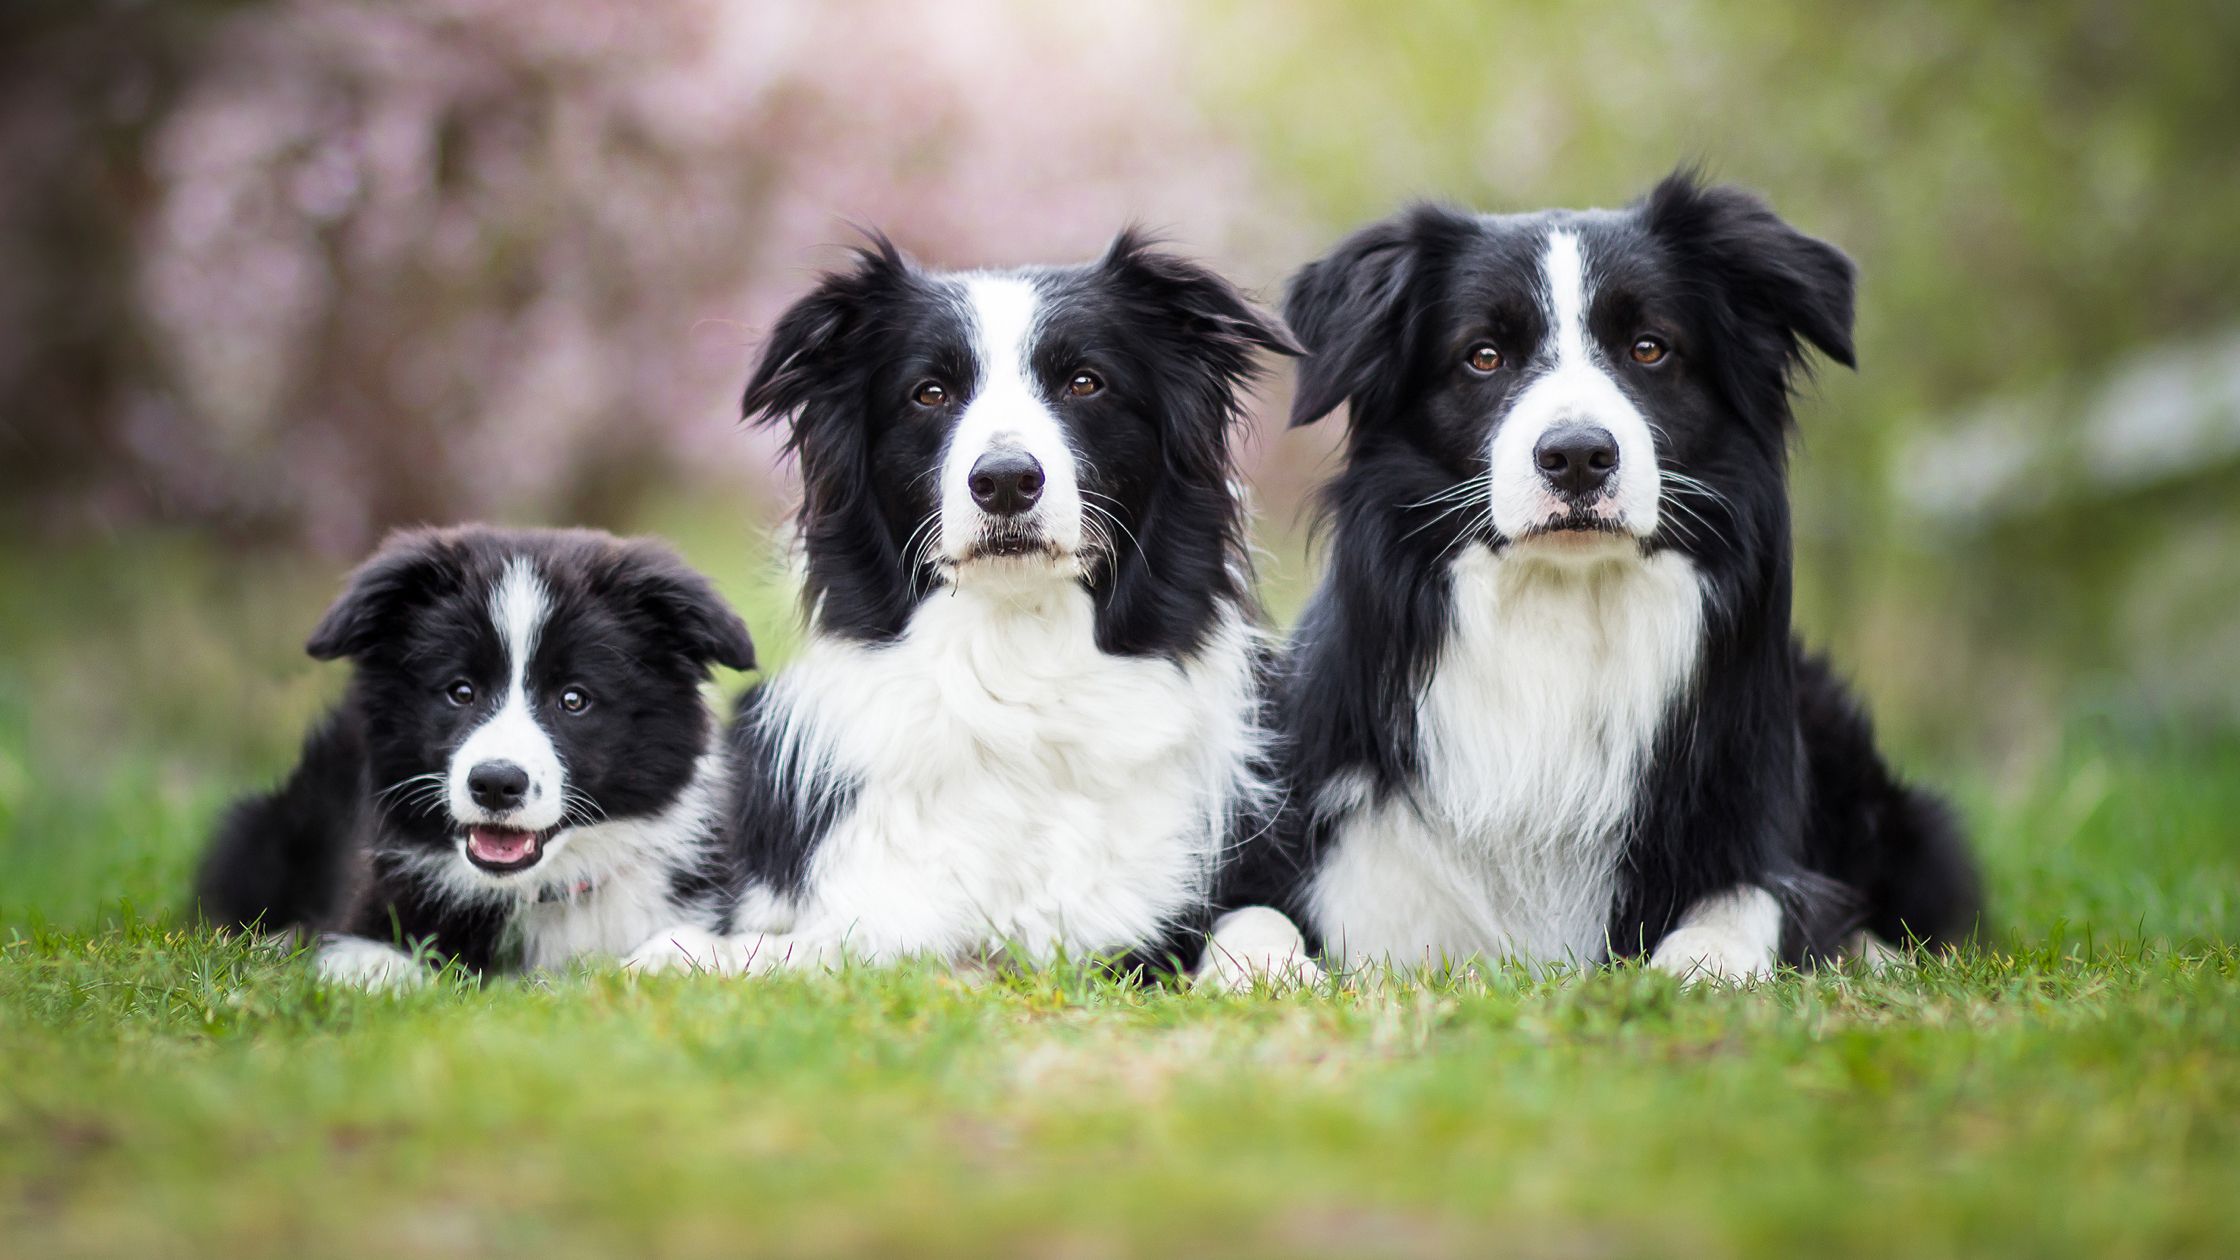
[3,525,2236,1259]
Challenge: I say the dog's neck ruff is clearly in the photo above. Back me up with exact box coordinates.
[752,568,1266,963]
[1310,543,1705,971]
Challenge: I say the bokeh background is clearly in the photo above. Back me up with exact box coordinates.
[3,0,2237,931]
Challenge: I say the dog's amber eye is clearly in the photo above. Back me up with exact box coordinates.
[1067,371,1103,398]
[446,680,475,706]
[1465,345,1502,374]
[1631,336,1669,366]
[912,381,948,408]
[559,686,590,715]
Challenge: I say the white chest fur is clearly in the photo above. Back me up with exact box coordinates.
[508,750,729,971]
[1310,543,1704,971]
[743,572,1263,962]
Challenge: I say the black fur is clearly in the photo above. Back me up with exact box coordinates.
[195,525,752,975]
[1228,172,1979,964]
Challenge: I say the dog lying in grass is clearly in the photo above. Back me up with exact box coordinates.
[196,525,755,987]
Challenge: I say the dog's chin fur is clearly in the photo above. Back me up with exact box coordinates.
[635,233,1297,977]
[1211,171,1980,982]
[195,526,754,982]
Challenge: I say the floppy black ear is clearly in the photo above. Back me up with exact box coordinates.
[740,232,911,438]
[1099,229,1302,366]
[604,540,757,673]
[1644,172,1857,374]
[304,528,464,662]
[1283,204,1472,429]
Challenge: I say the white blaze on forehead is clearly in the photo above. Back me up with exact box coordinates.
[938,274,1084,561]
[1485,229,1664,545]
[1543,228,1592,367]
[447,556,567,834]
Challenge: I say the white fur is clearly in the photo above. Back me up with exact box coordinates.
[314,935,428,990]
[1310,543,1704,972]
[1648,885,1783,984]
[511,749,731,970]
[1194,906,1324,993]
[1488,230,1663,540]
[938,276,1084,559]
[667,580,1265,973]
[447,558,566,833]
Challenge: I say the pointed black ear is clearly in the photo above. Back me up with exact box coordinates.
[1644,171,1857,374]
[1098,228,1302,364]
[1283,204,1470,428]
[305,529,463,662]
[741,232,911,437]
[605,540,757,673]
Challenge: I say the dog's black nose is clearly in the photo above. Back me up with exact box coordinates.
[1534,425,1620,499]
[466,761,530,811]
[968,449,1045,517]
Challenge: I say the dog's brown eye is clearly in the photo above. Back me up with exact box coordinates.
[559,686,590,715]
[1465,345,1503,374]
[1067,371,1103,398]
[446,680,475,706]
[912,381,948,408]
[1631,336,1669,366]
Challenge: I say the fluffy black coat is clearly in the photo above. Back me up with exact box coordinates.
[1222,173,1979,966]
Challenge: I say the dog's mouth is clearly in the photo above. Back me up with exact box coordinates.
[960,526,1064,564]
[1521,507,1631,542]
[462,825,555,874]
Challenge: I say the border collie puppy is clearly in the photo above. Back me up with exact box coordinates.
[1216,173,1980,982]
[629,232,1300,980]
[196,525,755,987]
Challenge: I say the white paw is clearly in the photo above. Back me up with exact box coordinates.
[1649,925,1773,986]
[1841,930,1905,972]
[314,936,430,991]
[1649,885,1782,986]
[1193,907,1326,994]
[625,923,748,975]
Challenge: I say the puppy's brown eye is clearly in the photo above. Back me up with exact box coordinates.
[1067,371,1103,398]
[446,680,475,706]
[559,686,590,715]
[1465,345,1503,374]
[912,381,948,408]
[1631,336,1669,366]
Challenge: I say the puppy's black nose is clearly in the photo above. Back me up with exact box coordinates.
[467,761,530,811]
[968,449,1045,517]
[1534,425,1620,499]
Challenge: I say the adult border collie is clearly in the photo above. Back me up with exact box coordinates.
[196,526,755,987]
[629,232,1300,981]
[1216,173,1980,982]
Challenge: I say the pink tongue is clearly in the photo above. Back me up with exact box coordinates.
[468,827,538,864]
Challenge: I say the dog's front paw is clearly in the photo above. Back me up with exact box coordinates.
[625,923,747,976]
[314,936,431,991]
[1194,907,1326,994]
[1648,925,1773,987]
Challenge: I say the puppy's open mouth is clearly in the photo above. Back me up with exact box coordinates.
[463,825,555,873]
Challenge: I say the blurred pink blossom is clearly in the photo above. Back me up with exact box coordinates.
[5,0,1281,551]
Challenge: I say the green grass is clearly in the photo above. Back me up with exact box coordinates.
[4,526,2237,1259]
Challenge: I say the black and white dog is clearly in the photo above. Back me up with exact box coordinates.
[630,232,1301,980]
[196,525,756,987]
[1216,174,1980,982]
